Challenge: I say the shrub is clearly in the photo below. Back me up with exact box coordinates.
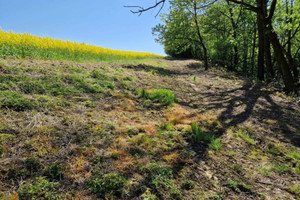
[272,164,290,173]
[44,165,63,180]
[258,167,273,177]
[143,163,173,179]
[143,163,181,199]
[141,188,157,200]
[267,145,280,155]
[160,122,174,131]
[19,80,46,94]
[288,184,300,195]
[233,131,255,144]
[227,179,253,193]
[87,173,127,195]
[17,177,61,200]
[90,70,109,80]
[0,91,34,111]
[209,138,222,151]
[137,89,177,106]
[24,157,42,175]
[295,163,300,174]
[191,123,215,143]
[287,149,300,161]
[65,75,104,93]
[181,180,195,190]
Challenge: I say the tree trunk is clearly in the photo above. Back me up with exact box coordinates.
[193,2,208,70]
[257,13,265,81]
[264,35,274,82]
[263,0,274,83]
[227,0,296,92]
[243,36,248,75]
[285,0,299,84]
[251,23,257,77]
[226,0,238,70]
[262,16,296,92]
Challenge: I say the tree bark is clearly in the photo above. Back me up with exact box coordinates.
[262,16,296,92]
[227,0,296,92]
[263,0,274,82]
[251,23,257,77]
[193,2,209,70]
[285,0,299,84]
[226,0,238,70]
[264,34,274,82]
[257,11,265,81]
[243,36,248,75]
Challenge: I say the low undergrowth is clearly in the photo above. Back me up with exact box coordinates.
[137,88,177,106]
[0,58,299,200]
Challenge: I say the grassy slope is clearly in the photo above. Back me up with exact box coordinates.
[0,58,299,199]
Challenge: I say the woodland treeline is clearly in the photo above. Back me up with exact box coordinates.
[134,0,300,93]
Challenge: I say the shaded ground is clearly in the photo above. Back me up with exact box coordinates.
[0,58,299,199]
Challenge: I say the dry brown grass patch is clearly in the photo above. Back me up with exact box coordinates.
[163,152,180,163]
[31,135,58,156]
[113,136,130,150]
[143,125,157,136]
[164,104,200,125]
[110,149,135,172]
[68,155,91,180]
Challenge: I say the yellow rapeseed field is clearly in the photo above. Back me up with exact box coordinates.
[0,30,162,61]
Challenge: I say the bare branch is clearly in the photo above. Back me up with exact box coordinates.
[194,0,218,9]
[218,9,231,19]
[267,0,277,20]
[227,0,258,12]
[124,0,167,17]
[283,24,300,48]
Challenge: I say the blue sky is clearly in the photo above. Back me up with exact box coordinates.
[0,0,168,55]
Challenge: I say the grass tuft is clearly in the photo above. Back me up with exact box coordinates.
[191,123,215,143]
[17,177,61,200]
[0,91,34,111]
[137,88,177,106]
[87,173,127,196]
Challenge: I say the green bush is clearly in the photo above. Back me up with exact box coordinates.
[227,179,253,193]
[87,173,127,195]
[209,138,223,151]
[233,131,255,144]
[143,163,173,179]
[44,165,63,180]
[191,123,215,143]
[141,188,157,200]
[267,145,280,155]
[24,157,42,175]
[295,163,300,174]
[90,70,109,80]
[137,88,177,106]
[17,177,61,200]
[181,180,195,190]
[272,164,290,173]
[143,163,181,199]
[19,80,46,94]
[287,149,300,161]
[65,75,104,93]
[0,91,34,111]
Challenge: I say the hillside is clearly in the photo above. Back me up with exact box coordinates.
[0,58,299,199]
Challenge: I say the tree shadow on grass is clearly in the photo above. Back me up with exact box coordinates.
[125,62,300,147]
[182,81,300,147]
[122,63,203,77]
